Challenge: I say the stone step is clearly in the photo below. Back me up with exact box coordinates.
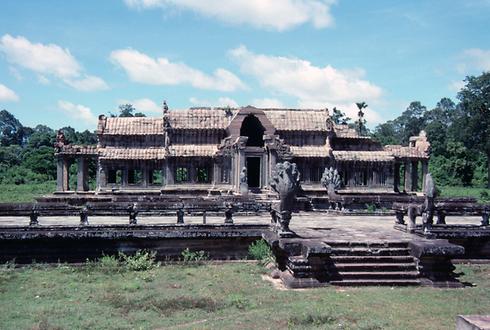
[326,241,409,249]
[333,271,419,280]
[330,247,411,256]
[330,263,417,272]
[329,279,421,286]
[329,255,415,263]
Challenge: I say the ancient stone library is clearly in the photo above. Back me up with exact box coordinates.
[53,104,430,196]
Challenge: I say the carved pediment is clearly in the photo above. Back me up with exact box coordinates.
[264,135,293,160]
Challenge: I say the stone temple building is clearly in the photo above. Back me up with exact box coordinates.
[54,105,430,196]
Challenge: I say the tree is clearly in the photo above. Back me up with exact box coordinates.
[113,104,146,118]
[331,107,351,125]
[0,110,24,146]
[355,102,368,136]
[457,72,490,187]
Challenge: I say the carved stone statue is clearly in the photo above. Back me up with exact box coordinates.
[270,161,301,237]
[239,167,248,194]
[422,173,437,231]
[321,167,342,209]
[54,129,66,152]
[162,100,169,114]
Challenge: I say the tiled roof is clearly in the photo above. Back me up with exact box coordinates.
[384,145,429,159]
[100,108,364,138]
[333,151,395,162]
[263,110,327,131]
[56,145,98,156]
[290,145,332,157]
[103,117,164,135]
[168,144,218,157]
[99,147,166,160]
[99,144,218,159]
[170,109,236,129]
[334,125,369,139]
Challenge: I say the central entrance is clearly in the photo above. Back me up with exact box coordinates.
[246,157,261,188]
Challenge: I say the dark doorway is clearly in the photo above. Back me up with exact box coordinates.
[246,157,261,188]
[240,115,265,146]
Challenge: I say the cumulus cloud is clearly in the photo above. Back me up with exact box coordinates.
[252,98,285,108]
[457,48,490,74]
[229,45,383,123]
[0,83,19,102]
[111,48,245,91]
[0,34,108,92]
[118,98,162,113]
[189,96,239,107]
[58,100,97,124]
[124,0,335,31]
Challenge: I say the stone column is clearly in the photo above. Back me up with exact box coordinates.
[404,161,412,192]
[189,160,196,183]
[212,160,219,185]
[142,164,149,187]
[393,162,400,192]
[56,156,69,192]
[122,166,129,187]
[76,157,89,192]
[97,161,107,191]
[411,160,419,191]
[421,160,429,189]
[165,160,174,185]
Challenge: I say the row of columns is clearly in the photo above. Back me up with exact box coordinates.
[56,156,89,192]
[394,159,428,193]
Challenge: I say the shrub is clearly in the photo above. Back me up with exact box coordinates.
[119,250,160,271]
[248,239,274,265]
[365,203,377,213]
[480,190,489,202]
[181,248,209,264]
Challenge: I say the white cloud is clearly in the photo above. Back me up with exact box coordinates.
[118,98,162,113]
[57,100,97,124]
[0,34,108,92]
[124,0,335,31]
[189,96,239,107]
[229,45,384,123]
[457,48,490,74]
[37,75,50,85]
[110,48,245,91]
[0,83,19,102]
[449,80,465,93]
[252,98,285,108]
[64,75,109,92]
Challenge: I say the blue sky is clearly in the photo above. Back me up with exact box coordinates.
[0,0,489,130]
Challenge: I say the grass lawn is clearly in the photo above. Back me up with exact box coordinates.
[0,181,55,203]
[439,186,490,202]
[0,262,489,329]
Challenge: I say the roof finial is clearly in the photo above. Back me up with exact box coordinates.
[163,100,169,114]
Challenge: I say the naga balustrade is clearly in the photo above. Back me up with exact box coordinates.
[0,200,271,226]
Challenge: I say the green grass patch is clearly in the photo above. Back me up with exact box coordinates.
[439,186,490,202]
[0,262,489,329]
[0,181,55,203]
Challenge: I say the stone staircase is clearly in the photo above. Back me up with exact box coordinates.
[326,241,421,286]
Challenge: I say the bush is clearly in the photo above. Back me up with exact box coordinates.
[119,250,160,271]
[481,190,490,202]
[365,203,377,213]
[181,248,209,264]
[248,239,274,265]
[86,250,159,273]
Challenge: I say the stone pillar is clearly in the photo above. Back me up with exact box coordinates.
[165,160,174,185]
[189,160,196,183]
[421,160,429,189]
[76,157,89,192]
[122,166,129,187]
[212,160,219,185]
[237,149,246,193]
[393,163,400,192]
[56,157,65,191]
[411,160,419,192]
[97,162,107,191]
[404,161,412,192]
[142,164,149,187]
